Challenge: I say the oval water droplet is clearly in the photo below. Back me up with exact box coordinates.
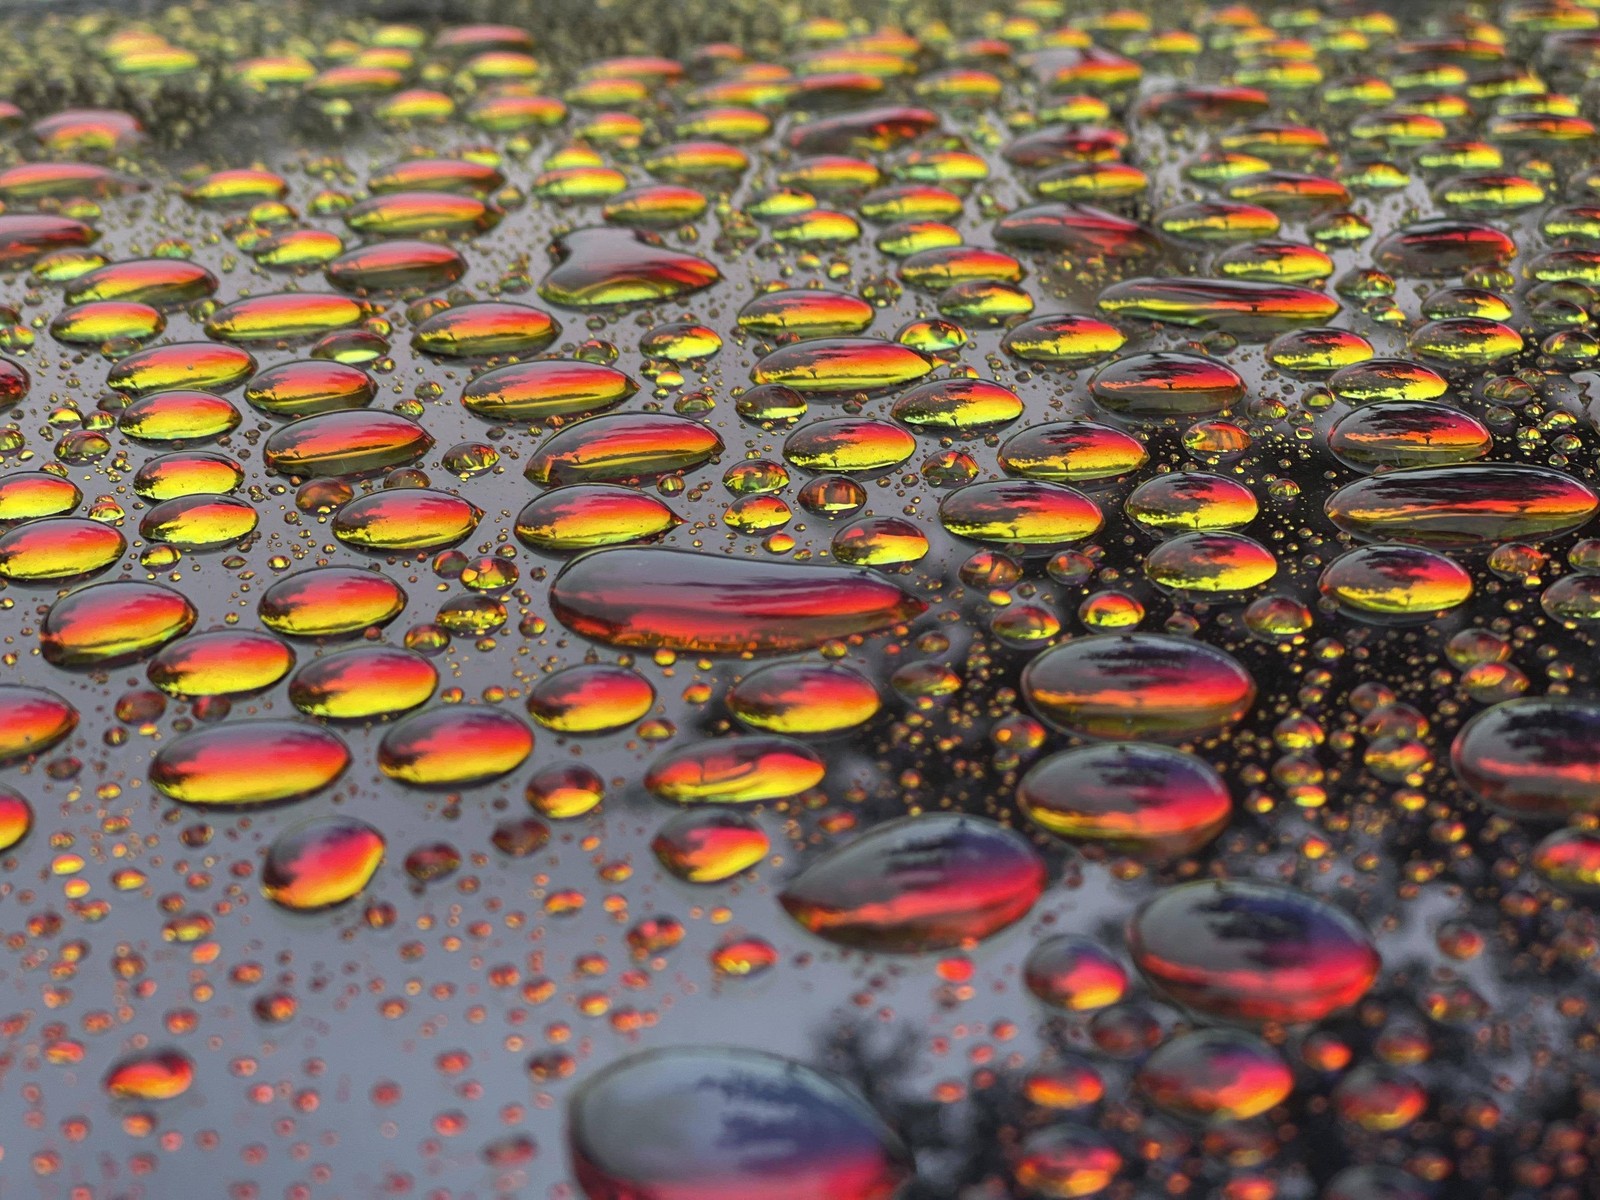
[265,411,433,478]
[0,517,124,582]
[288,645,438,719]
[1019,742,1232,857]
[151,720,350,807]
[525,663,654,733]
[462,360,637,422]
[332,489,480,551]
[1452,698,1600,819]
[378,706,533,788]
[779,814,1046,953]
[0,685,78,764]
[1326,465,1597,547]
[568,1047,911,1200]
[1024,634,1255,741]
[514,485,680,552]
[259,567,406,637]
[518,408,721,483]
[1129,880,1381,1023]
[262,816,385,911]
[42,581,196,667]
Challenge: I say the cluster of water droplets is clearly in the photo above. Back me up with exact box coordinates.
[6,0,1600,1196]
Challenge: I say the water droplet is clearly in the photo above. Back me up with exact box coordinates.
[1129,880,1380,1023]
[779,814,1045,952]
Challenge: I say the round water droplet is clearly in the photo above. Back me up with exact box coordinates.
[1137,1029,1293,1121]
[1024,936,1128,1011]
[263,816,384,910]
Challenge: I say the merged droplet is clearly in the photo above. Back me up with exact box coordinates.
[644,715,836,800]
[539,227,720,307]
[1326,466,1598,547]
[551,548,925,653]
[652,809,769,883]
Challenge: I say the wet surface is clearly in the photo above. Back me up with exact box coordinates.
[2,1,1600,1198]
